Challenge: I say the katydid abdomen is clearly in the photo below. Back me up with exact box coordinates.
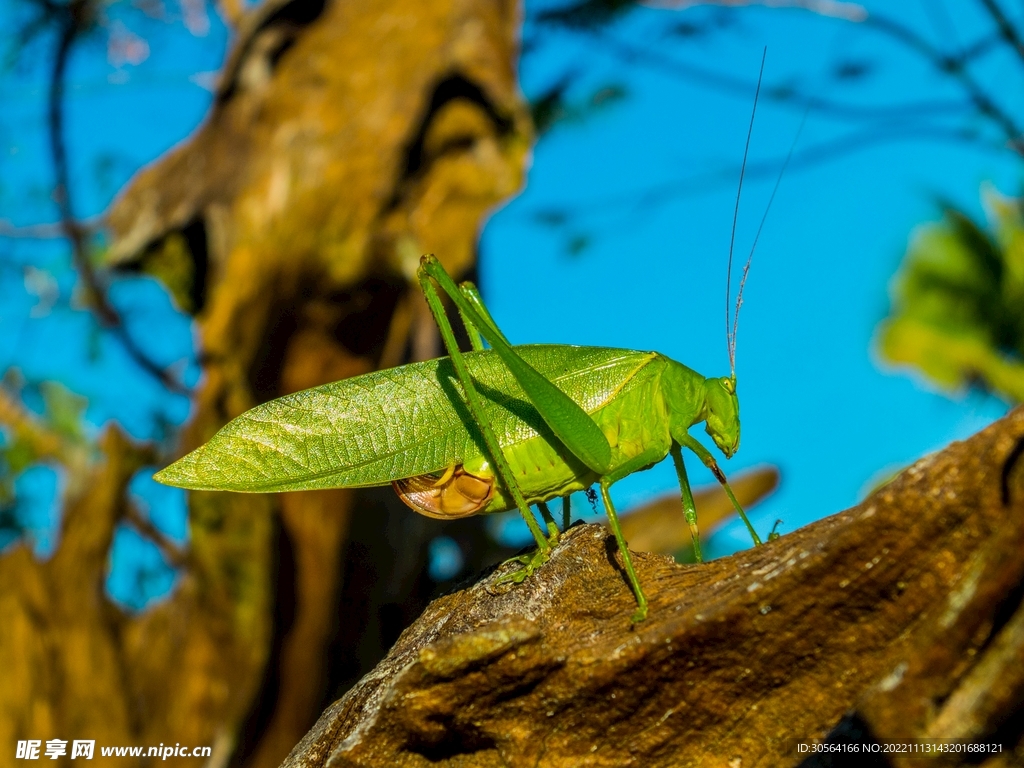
[409,354,686,517]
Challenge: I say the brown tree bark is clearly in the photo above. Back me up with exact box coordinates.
[281,408,1024,768]
[0,2,529,766]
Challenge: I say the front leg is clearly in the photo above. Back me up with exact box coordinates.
[677,432,763,547]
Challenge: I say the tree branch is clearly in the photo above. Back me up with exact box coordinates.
[525,123,999,228]
[863,11,1024,153]
[527,4,1022,156]
[122,500,190,569]
[976,0,1024,68]
[283,409,1024,767]
[579,27,975,123]
[643,0,867,22]
[45,5,191,395]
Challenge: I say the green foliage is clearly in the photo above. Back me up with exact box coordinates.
[878,186,1024,403]
[38,381,87,443]
[0,379,86,545]
[0,379,86,474]
[140,232,197,314]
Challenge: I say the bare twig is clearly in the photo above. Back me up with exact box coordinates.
[44,4,191,395]
[0,217,102,240]
[976,0,1024,68]
[581,28,974,123]
[525,123,996,226]
[529,3,1020,158]
[642,0,867,22]
[862,12,1024,153]
[122,501,190,569]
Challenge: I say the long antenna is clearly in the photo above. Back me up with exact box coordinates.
[726,48,767,377]
[730,109,808,371]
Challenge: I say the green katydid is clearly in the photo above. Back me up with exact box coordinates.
[155,254,758,623]
[156,57,787,624]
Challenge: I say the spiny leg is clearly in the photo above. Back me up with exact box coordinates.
[595,443,671,619]
[536,501,560,540]
[457,283,485,352]
[420,255,611,477]
[417,264,551,559]
[458,280,509,348]
[600,479,648,623]
[670,444,703,563]
[459,275,556,552]
[561,496,572,531]
[677,433,763,546]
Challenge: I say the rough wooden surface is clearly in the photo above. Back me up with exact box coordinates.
[282,408,1024,768]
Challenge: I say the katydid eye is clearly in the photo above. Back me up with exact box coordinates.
[722,378,735,394]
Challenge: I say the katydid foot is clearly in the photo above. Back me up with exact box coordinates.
[487,548,550,593]
[488,527,562,592]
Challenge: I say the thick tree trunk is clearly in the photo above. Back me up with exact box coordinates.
[282,409,1024,768]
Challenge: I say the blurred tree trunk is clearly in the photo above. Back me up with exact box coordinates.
[0,1,530,766]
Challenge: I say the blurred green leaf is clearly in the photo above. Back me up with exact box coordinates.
[530,77,573,136]
[4,436,37,478]
[878,185,1024,402]
[140,231,197,314]
[566,234,590,257]
[530,79,628,136]
[40,381,87,443]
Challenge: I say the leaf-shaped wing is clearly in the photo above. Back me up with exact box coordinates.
[155,346,655,492]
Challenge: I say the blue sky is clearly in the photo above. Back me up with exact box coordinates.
[0,0,1019,590]
[484,2,1018,553]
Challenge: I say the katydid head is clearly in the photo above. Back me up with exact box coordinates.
[704,375,740,458]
